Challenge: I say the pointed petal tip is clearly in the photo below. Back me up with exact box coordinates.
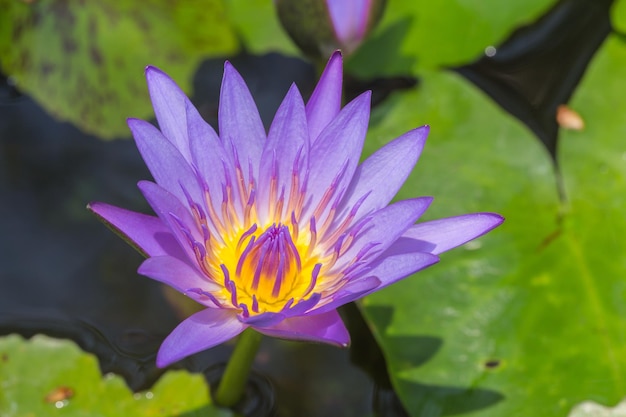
[87,201,109,222]
[457,212,506,241]
[155,350,172,368]
[126,117,143,129]
[466,212,505,227]
[410,125,430,148]
[86,200,109,218]
[85,201,170,258]
[319,50,343,75]
[328,50,343,66]
[404,212,505,255]
[306,51,345,141]
[144,65,159,75]
[136,179,155,194]
[285,82,303,98]
[398,125,429,142]
[446,212,505,250]
[325,335,351,348]
[428,252,441,267]
[344,89,372,112]
[144,66,180,92]
[406,125,430,155]
[140,178,164,192]
[221,61,248,90]
[481,212,505,229]
[127,118,167,144]
[222,60,238,78]
[156,345,184,368]
[351,89,372,111]
[156,308,246,368]
[86,201,115,219]
[145,65,171,81]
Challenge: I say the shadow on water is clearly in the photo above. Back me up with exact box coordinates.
[453,0,614,162]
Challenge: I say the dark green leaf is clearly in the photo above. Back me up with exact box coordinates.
[0,0,238,139]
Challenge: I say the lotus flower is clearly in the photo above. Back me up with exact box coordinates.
[88,51,503,367]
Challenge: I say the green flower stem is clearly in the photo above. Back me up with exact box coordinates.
[213,328,263,408]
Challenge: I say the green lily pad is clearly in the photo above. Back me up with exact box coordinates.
[0,0,238,139]
[0,334,231,416]
[346,0,553,77]
[361,34,626,416]
[225,0,299,55]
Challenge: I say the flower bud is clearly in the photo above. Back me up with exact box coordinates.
[276,0,386,59]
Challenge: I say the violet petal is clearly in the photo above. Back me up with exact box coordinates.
[137,181,200,263]
[219,62,266,182]
[338,125,429,222]
[304,91,371,221]
[256,309,350,347]
[311,276,380,315]
[128,118,203,205]
[258,84,309,222]
[186,100,230,201]
[306,51,343,142]
[138,255,220,296]
[145,66,192,162]
[400,213,505,255]
[157,308,246,367]
[362,251,439,294]
[337,197,433,267]
[87,202,185,259]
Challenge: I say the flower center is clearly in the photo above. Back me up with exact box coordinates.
[215,222,322,315]
[180,157,353,317]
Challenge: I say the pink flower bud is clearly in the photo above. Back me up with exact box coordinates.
[276,0,387,58]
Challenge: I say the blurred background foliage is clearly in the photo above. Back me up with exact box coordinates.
[1,0,626,416]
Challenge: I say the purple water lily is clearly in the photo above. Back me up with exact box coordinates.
[89,51,503,368]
